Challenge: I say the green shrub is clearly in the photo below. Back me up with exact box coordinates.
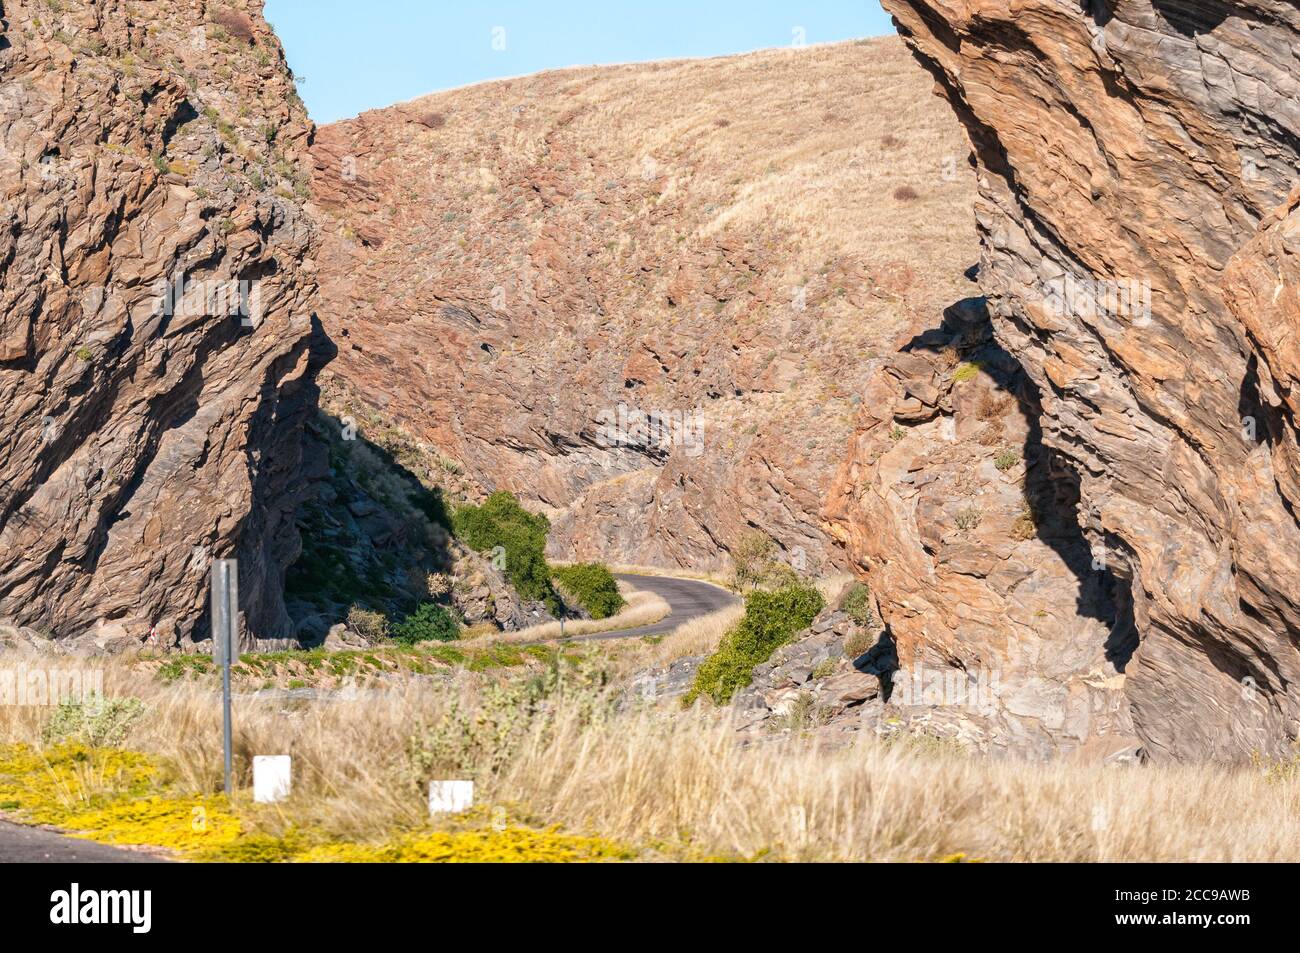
[393,603,459,644]
[955,504,982,532]
[841,583,874,628]
[952,361,983,383]
[452,491,556,607]
[685,582,825,705]
[843,627,875,660]
[553,563,625,619]
[810,658,837,680]
[727,530,800,593]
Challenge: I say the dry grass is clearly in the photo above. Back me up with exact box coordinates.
[4,653,1300,861]
[482,582,670,644]
[361,37,971,282]
[628,603,745,670]
[510,710,1300,862]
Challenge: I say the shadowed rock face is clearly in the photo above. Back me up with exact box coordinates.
[0,1,320,650]
[878,0,1300,760]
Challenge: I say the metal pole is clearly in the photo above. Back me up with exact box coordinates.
[211,559,237,796]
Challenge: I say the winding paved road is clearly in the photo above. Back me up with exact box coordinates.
[558,573,740,643]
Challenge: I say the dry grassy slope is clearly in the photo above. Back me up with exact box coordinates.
[310,36,978,571]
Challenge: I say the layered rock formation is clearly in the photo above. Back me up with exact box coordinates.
[870,0,1300,760]
[309,38,977,574]
[0,1,319,650]
[826,298,1137,757]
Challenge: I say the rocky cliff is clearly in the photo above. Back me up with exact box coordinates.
[309,38,977,575]
[0,0,319,650]
[866,0,1300,760]
[825,298,1137,758]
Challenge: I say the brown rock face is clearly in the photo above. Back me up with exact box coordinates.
[0,1,320,650]
[877,0,1300,760]
[826,299,1137,757]
[309,38,977,574]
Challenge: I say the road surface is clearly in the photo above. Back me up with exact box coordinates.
[0,819,168,863]
[558,573,740,643]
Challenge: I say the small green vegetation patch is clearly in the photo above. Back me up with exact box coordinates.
[453,492,556,609]
[552,563,626,619]
[686,582,825,705]
[42,697,145,748]
[841,583,874,628]
[392,602,459,645]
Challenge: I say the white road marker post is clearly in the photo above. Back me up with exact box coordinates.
[429,780,474,816]
[253,755,292,803]
[210,559,238,796]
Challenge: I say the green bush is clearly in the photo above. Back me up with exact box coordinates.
[393,603,460,644]
[843,628,875,661]
[841,583,874,628]
[452,491,556,607]
[685,582,825,705]
[553,563,626,619]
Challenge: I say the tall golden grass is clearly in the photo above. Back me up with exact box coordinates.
[4,653,1299,861]
[481,582,670,645]
[625,603,744,669]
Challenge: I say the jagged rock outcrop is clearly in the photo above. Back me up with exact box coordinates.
[308,37,977,574]
[876,0,1300,760]
[733,596,895,737]
[0,1,319,650]
[826,299,1137,757]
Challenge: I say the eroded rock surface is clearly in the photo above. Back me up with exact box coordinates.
[0,1,319,650]
[878,0,1300,760]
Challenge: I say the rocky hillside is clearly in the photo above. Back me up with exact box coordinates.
[874,0,1300,761]
[309,37,977,575]
[0,0,319,650]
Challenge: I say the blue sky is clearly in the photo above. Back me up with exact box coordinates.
[264,1,895,124]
